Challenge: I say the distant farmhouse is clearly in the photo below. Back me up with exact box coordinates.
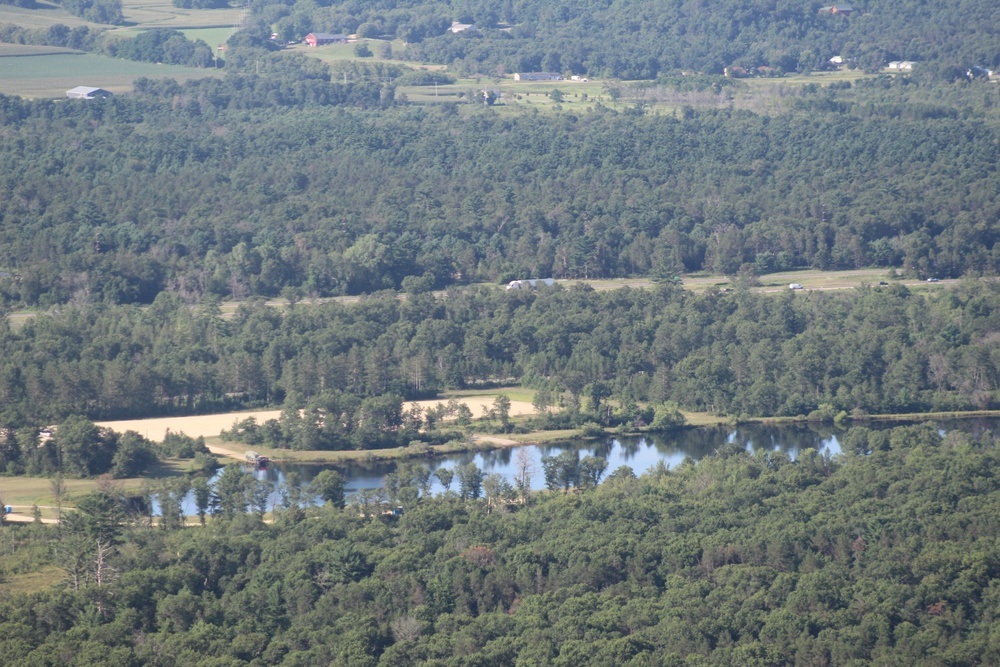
[449,22,479,33]
[819,4,854,15]
[513,72,563,81]
[66,86,112,100]
[304,33,348,47]
[887,61,915,71]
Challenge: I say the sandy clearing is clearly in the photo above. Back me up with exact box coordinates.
[96,397,538,442]
[4,513,59,524]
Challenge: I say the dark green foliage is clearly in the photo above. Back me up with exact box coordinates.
[2,280,1000,431]
[108,29,215,68]
[2,426,1000,665]
[242,0,999,79]
[57,0,123,25]
[1,83,999,309]
[310,469,346,509]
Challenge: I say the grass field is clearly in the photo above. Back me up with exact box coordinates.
[179,26,235,48]
[0,459,195,509]
[0,0,96,29]
[118,0,239,29]
[1,269,962,328]
[0,566,66,597]
[0,50,223,97]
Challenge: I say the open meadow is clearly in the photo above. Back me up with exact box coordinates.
[0,0,96,29]
[117,0,239,29]
[0,47,222,97]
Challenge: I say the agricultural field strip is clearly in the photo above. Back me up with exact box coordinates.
[1,272,954,326]
[94,397,536,444]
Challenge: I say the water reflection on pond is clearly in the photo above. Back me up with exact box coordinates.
[164,418,999,515]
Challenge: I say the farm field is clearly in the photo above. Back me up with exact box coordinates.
[95,394,538,442]
[0,459,196,510]
[2,269,962,329]
[0,0,96,29]
[0,49,223,97]
[118,0,239,29]
[179,26,234,49]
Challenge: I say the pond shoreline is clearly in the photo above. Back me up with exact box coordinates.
[225,409,1000,466]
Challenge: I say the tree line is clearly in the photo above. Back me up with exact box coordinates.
[1,280,999,430]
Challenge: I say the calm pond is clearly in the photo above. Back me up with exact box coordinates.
[170,418,1000,515]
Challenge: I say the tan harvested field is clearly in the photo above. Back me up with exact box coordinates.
[96,396,538,442]
[97,409,283,441]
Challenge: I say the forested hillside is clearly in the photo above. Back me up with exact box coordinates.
[2,280,999,429]
[1,76,999,307]
[250,0,1000,77]
[3,425,1000,665]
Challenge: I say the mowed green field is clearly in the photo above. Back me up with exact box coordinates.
[400,78,607,109]
[179,26,235,48]
[0,0,237,30]
[118,0,239,29]
[0,49,222,97]
[0,0,96,29]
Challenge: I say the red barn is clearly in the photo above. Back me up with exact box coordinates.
[305,33,347,47]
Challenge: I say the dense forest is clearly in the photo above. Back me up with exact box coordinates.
[1,73,999,308]
[248,0,1000,77]
[3,424,1000,665]
[1,280,999,431]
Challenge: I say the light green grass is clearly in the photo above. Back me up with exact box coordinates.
[400,77,608,110]
[0,44,80,57]
[441,387,537,403]
[0,0,96,29]
[179,26,235,48]
[0,51,222,98]
[287,41,367,62]
[0,459,193,507]
[0,566,67,597]
[507,429,578,443]
[0,0,238,30]
[741,69,867,89]
[118,0,240,29]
